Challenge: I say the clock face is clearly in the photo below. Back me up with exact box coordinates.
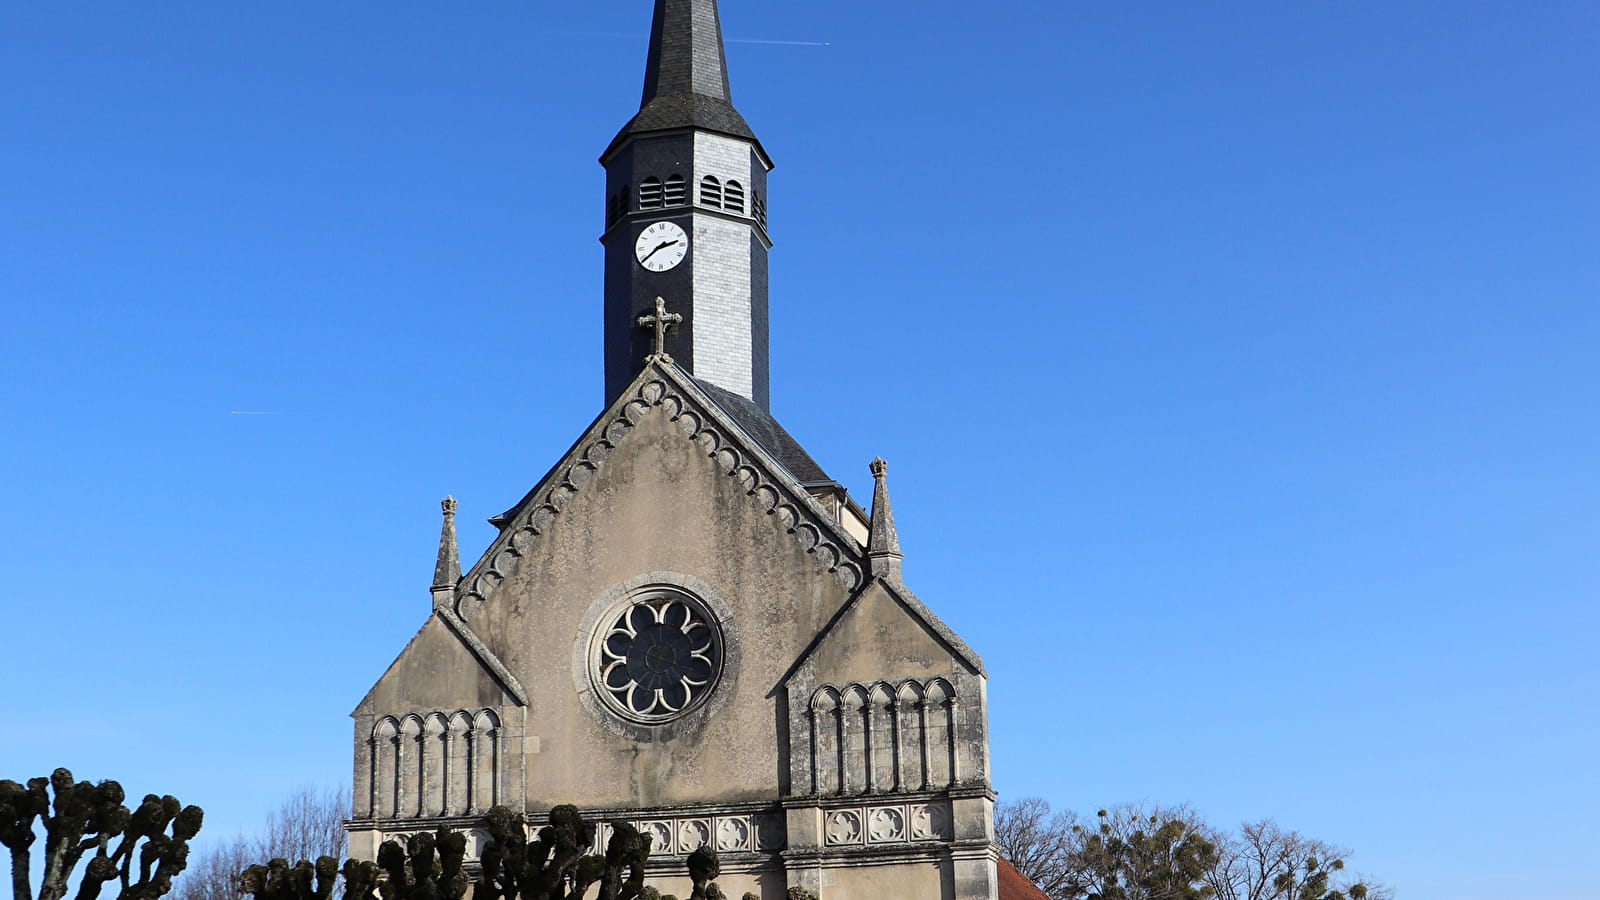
[635,221,689,272]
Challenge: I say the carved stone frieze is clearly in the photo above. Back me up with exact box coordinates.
[599,812,781,856]
[824,810,862,846]
[823,802,952,847]
[378,810,785,862]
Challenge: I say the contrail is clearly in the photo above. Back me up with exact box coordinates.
[531,31,829,47]
[728,38,831,46]
[229,411,289,416]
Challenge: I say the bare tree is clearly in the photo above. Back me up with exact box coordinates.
[173,786,348,900]
[255,787,348,866]
[994,798,1088,899]
[995,799,1389,900]
[1205,820,1391,900]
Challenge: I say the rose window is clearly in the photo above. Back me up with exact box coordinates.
[594,589,723,723]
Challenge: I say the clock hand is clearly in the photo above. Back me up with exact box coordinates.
[640,240,681,263]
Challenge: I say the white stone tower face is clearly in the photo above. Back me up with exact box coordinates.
[601,0,774,409]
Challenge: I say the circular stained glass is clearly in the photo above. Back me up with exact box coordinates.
[593,588,723,724]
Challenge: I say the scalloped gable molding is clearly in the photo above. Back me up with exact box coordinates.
[448,360,869,627]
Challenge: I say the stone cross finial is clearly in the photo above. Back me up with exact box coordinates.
[638,296,683,362]
[442,495,457,516]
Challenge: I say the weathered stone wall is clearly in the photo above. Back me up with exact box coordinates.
[474,403,855,809]
[348,369,999,897]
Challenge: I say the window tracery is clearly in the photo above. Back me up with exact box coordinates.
[591,586,724,724]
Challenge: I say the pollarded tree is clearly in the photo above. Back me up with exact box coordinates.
[237,805,716,900]
[0,768,204,900]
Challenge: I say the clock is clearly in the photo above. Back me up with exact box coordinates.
[635,221,689,272]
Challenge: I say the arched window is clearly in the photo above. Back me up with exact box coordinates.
[472,709,501,812]
[372,717,400,817]
[700,176,723,208]
[840,685,869,794]
[896,682,926,790]
[445,712,473,816]
[753,191,767,228]
[608,188,629,228]
[868,683,895,792]
[421,714,447,817]
[639,178,663,210]
[810,687,841,795]
[664,174,687,206]
[724,180,745,214]
[398,716,423,816]
[924,679,955,789]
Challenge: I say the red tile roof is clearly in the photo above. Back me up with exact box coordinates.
[998,857,1052,900]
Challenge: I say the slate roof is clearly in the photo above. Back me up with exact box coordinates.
[694,378,832,486]
[641,0,734,106]
[603,0,768,162]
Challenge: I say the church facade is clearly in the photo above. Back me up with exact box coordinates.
[347,3,1001,898]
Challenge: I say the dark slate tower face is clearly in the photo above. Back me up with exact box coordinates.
[602,0,774,409]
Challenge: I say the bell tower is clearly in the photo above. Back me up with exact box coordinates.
[601,0,774,409]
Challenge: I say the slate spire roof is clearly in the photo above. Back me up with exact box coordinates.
[642,0,733,106]
[604,0,764,161]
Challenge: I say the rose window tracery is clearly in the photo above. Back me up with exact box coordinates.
[593,588,723,724]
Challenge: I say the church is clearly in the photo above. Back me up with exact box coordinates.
[347,2,1005,897]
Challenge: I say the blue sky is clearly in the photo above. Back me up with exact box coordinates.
[2,2,1596,899]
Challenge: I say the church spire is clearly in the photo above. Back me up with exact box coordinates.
[600,0,773,411]
[642,0,733,106]
[867,458,904,583]
[431,496,461,606]
[605,0,761,155]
